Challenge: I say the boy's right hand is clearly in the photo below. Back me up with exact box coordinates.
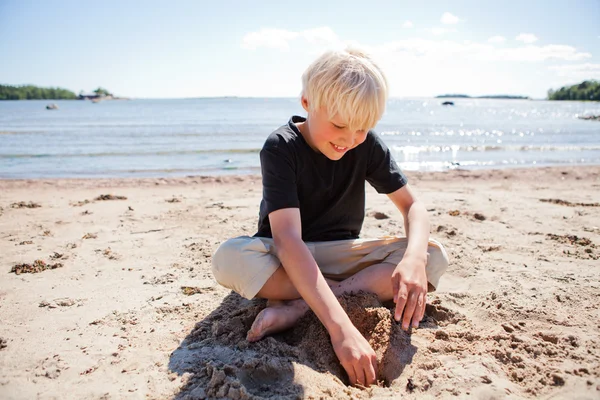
[330,324,378,387]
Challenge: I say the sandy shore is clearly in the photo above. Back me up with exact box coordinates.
[1,166,599,399]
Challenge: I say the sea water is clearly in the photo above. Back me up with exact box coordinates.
[1,97,599,178]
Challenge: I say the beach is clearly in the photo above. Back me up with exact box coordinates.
[1,166,599,399]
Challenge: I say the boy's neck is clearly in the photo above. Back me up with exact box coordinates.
[295,118,319,153]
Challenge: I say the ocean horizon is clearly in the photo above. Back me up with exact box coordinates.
[1,97,599,179]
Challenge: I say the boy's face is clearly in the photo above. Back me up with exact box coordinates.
[300,97,369,161]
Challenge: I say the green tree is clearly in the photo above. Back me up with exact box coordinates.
[93,87,112,97]
[547,80,600,101]
[0,84,77,100]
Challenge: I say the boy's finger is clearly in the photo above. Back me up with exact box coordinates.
[412,293,424,328]
[402,292,418,330]
[394,286,408,321]
[344,362,357,386]
[365,359,377,386]
[419,293,427,321]
[391,275,400,303]
[354,365,365,387]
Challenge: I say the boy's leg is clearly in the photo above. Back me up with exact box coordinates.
[212,235,401,341]
[213,236,448,341]
[255,261,396,300]
[248,238,449,342]
[212,236,358,300]
[211,236,286,300]
[248,262,397,341]
[255,237,448,302]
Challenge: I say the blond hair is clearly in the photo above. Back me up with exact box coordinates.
[301,48,388,132]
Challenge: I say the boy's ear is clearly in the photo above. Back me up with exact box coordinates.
[300,95,309,112]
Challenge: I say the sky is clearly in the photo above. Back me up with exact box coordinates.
[1,0,599,99]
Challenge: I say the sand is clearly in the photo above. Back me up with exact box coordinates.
[1,166,599,399]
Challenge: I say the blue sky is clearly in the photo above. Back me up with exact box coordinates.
[1,0,599,98]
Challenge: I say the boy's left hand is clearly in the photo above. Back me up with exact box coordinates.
[391,255,428,331]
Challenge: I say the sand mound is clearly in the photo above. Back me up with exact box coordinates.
[170,288,599,399]
[170,292,417,399]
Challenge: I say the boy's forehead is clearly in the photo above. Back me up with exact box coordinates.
[319,106,368,129]
[322,109,345,124]
[326,111,367,129]
[328,114,345,124]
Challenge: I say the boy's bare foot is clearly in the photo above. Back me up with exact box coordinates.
[246,300,307,342]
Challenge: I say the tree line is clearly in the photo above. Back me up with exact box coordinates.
[548,80,600,101]
[3,81,600,101]
[0,84,77,100]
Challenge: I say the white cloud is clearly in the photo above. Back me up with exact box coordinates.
[242,27,339,51]
[402,21,413,28]
[242,27,590,63]
[242,29,299,51]
[488,36,506,44]
[441,12,460,24]
[431,27,457,35]
[237,26,597,98]
[548,63,600,80]
[516,33,538,44]
[493,44,590,62]
[368,39,591,63]
[301,27,339,45]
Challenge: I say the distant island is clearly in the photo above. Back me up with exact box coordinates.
[547,80,599,101]
[4,80,598,102]
[436,94,530,100]
[436,80,600,102]
[0,85,127,101]
[1,84,76,100]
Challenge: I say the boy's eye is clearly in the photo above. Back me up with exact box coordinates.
[332,123,346,129]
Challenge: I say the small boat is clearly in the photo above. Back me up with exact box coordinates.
[46,103,59,110]
[441,101,454,106]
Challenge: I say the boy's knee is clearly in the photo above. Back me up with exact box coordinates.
[426,239,449,291]
[211,236,280,299]
[427,239,449,269]
[211,236,248,286]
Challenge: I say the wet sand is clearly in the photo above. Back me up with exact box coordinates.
[1,166,599,399]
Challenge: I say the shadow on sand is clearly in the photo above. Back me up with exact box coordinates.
[169,291,428,399]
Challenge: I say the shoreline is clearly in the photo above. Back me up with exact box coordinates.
[4,162,600,181]
[1,165,599,399]
[1,164,598,187]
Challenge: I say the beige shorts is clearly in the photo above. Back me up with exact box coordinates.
[212,236,449,300]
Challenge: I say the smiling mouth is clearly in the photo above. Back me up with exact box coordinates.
[330,143,348,152]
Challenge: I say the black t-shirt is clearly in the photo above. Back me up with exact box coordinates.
[254,115,408,242]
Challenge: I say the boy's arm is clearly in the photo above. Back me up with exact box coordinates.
[269,208,378,387]
[386,183,431,330]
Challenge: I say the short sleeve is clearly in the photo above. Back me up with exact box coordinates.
[260,136,300,214]
[366,132,408,194]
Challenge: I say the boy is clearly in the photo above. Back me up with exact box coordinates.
[212,48,448,387]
